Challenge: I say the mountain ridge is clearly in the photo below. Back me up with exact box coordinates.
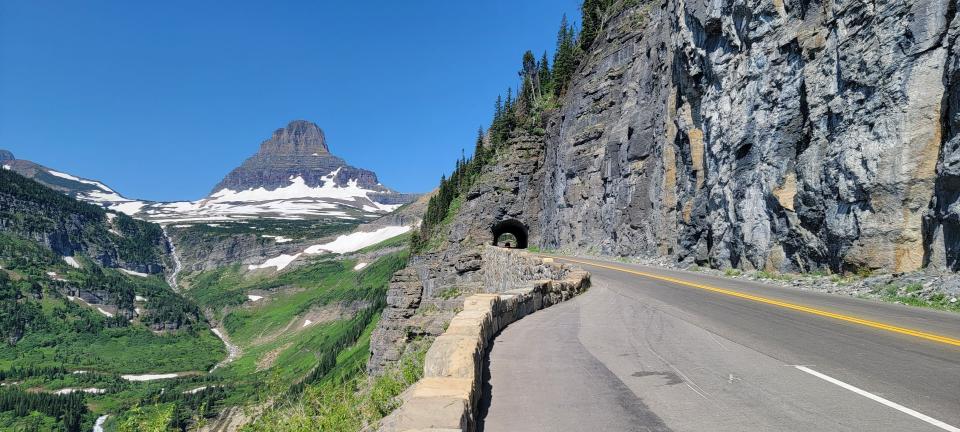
[1,120,418,224]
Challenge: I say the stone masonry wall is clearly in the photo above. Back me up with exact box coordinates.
[480,246,574,293]
[378,251,590,432]
[368,246,579,375]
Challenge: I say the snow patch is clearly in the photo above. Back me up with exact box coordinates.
[120,269,149,277]
[63,256,81,268]
[183,385,220,395]
[248,254,301,271]
[2,165,9,170]
[110,201,146,216]
[54,387,105,395]
[135,295,148,302]
[302,319,313,328]
[96,307,114,318]
[305,225,411,255]
[47,170,115,192]
[210,171,372,203]
[353,262,368,271]
[121,373,180,382]
[262,235,292,243]
[82,189,128,203]
[247,295,263,302]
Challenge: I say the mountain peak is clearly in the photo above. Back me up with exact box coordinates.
[210,121,385,196]
[259,120,329,156]
[0,150,14,162]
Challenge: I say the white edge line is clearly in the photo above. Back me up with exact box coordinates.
[794,366,960,432]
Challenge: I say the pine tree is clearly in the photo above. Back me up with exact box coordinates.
[581,0,605,48]
[539,51,552,94]
[553,15,578,97]
[518,50,539,114]
[518,76,534,117]
[474,127,485,162]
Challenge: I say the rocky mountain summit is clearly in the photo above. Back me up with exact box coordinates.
[212,120,389,195]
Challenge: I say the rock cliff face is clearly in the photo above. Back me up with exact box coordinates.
[540,0,960,274]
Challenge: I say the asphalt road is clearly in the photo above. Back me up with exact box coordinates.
[478,256,960,432]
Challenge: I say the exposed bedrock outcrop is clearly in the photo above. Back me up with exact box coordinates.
[542,0,960,274]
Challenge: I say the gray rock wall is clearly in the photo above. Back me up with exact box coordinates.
[541,0,960,273]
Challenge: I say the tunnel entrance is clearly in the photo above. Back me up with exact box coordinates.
[492,219,528,249]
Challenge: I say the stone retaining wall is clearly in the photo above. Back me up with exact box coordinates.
[378,251,590,432]
[480,246,573,293]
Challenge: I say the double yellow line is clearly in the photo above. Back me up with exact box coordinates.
[555,257,960,348]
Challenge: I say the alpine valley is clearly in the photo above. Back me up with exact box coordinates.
[0,120,421,431]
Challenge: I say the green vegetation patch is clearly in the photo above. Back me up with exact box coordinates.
[0,233,223,376]
[243,328,430,432]
[182,249,409,419]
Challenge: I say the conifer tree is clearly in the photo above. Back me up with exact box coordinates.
[553,15,578,97]
[581,0,606,48]
[474,127,486,162]
[518,50,540,111]
[539,51,552,93]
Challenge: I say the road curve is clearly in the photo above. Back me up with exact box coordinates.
[478,256,960,432]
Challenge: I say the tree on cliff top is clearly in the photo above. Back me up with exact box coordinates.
[553,14,578,97]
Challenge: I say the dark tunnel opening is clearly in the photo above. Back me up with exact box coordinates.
[491,219,528,249]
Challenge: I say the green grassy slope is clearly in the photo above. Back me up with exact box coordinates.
[0,171,226,431]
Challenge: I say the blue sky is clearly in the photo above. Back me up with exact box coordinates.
[0,0,580,201]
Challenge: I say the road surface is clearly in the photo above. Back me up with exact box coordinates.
[478,256,960,432]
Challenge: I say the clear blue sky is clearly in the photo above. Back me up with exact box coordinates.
[0,0,580,201]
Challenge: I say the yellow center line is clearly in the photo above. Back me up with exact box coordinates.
[554,256,960,348]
